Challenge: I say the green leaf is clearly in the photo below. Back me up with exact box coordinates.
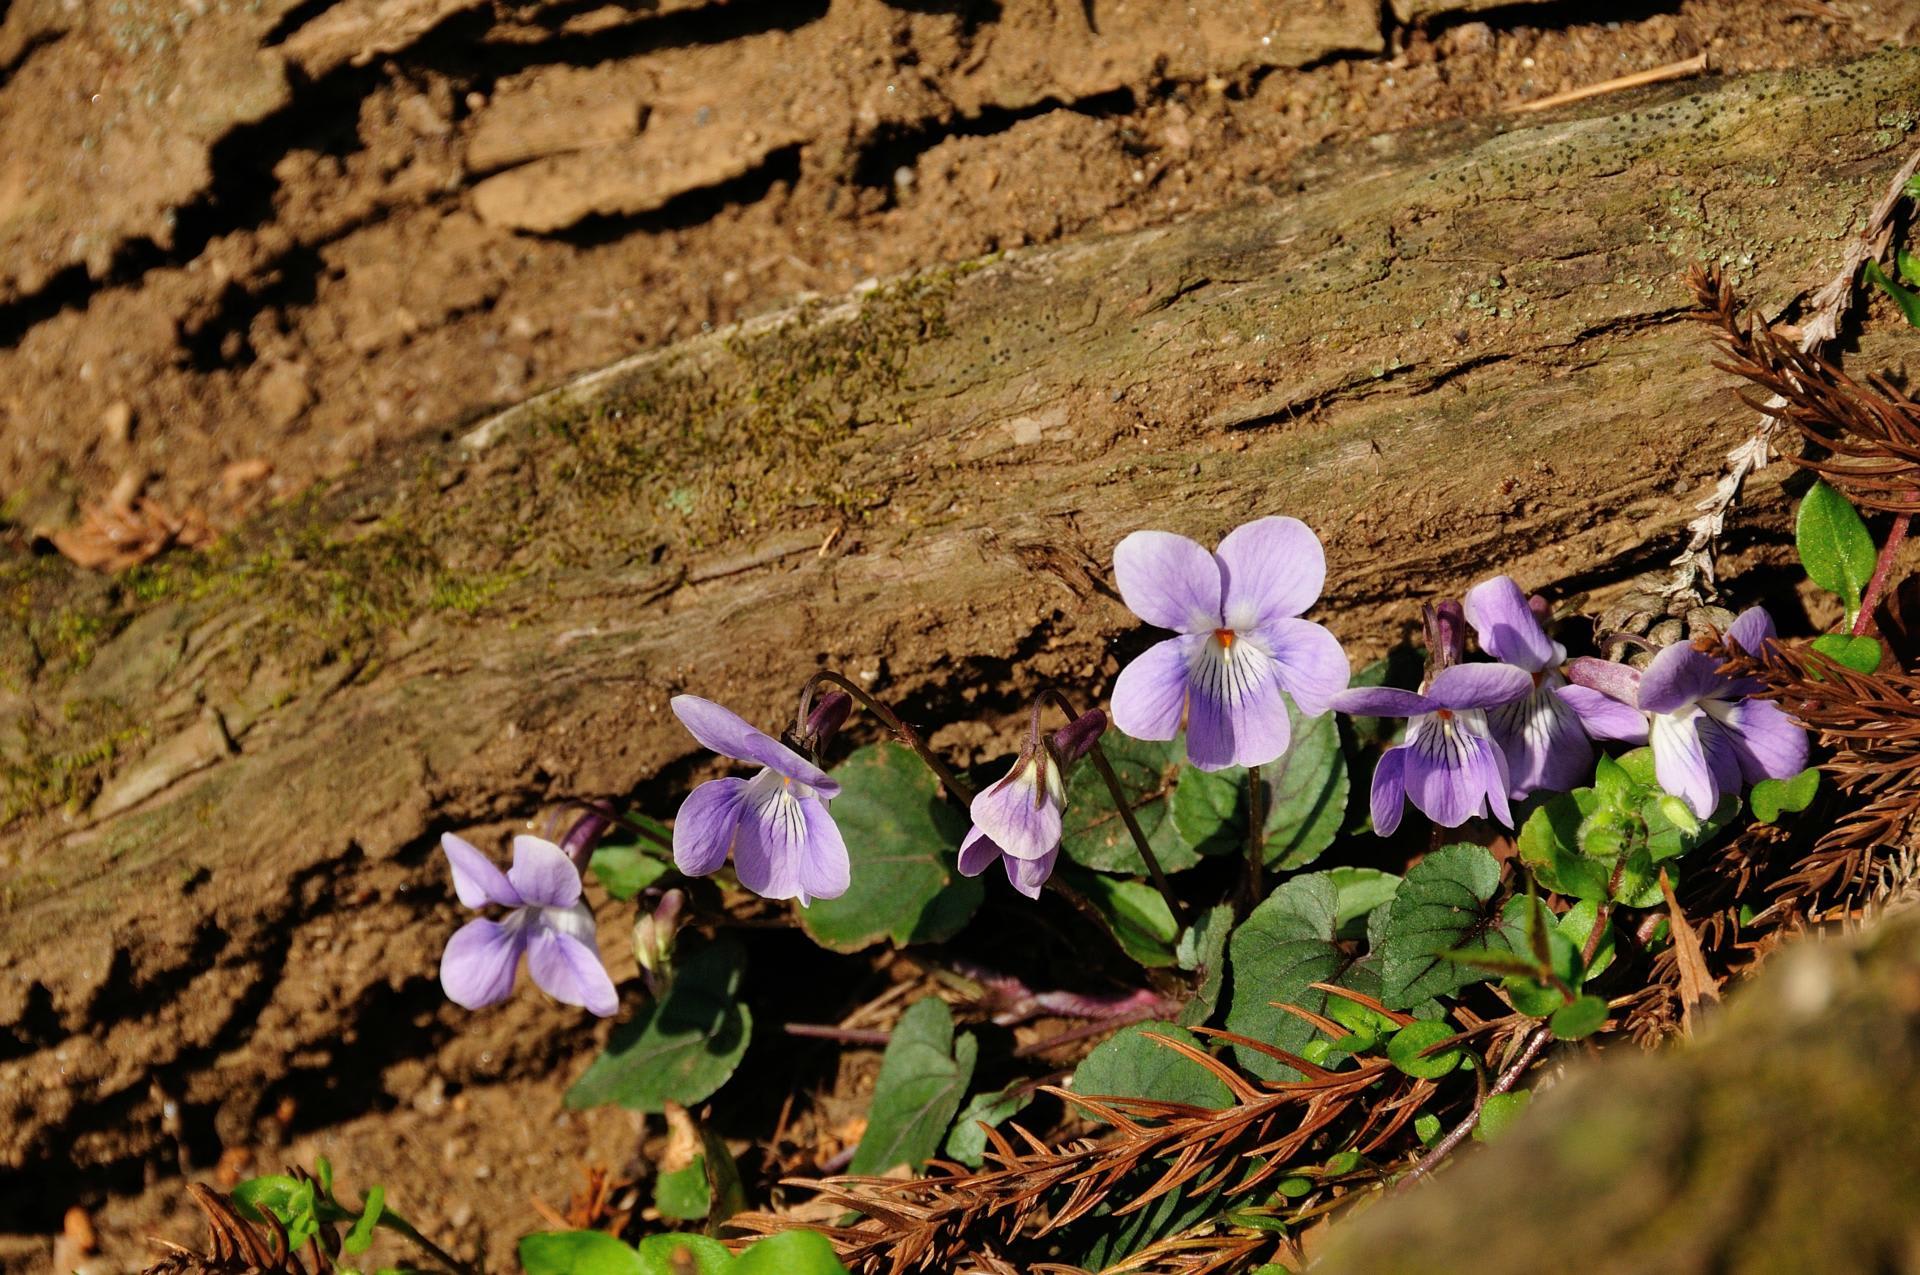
[1644,791,1738,863]
[1900,245,1920,287]
[1059,866,1179,968]
[1413,1113,1443,1145]
[1224,873,1343,1081]
[733,1231,850,1275]
[1549,994,1608,1040]
[314,1156,334,1197]
[634,1234,734,1275]
[800,744,981,951]
[943,1080,1036,1167]
[1378,844,1508,1009]
[1613,747,1657,788]
[1386,1020,1461,1079]
[1062,735,1197,874]
[1168,701,1349,871]
[653,1157,711,1222]
[1751,767,1821,823]
[566,939,753,1112]
[589,834,672,900]
[1329,867,1401,928]
[343,1185,384,1256]
[1068,1170,1221,1270]
[849,998,978,1176]
[1591,754,1634,805]
[1473,1090,1531,1143]
[520,1232,645,1275]
[1796,480,1878,618]
[1866,259,1920,329]
[1071,1022,1233,1110]
[1261,703,1350,871]
[1556,898,1615,979]
[1175,903,1234,1027]
[233,1176,322,1251]
[1810,632,1883,674]
[1496,896,1583,1017]
[1516,793,1610,901]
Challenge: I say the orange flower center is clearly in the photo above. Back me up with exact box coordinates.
[1214,628,1237,649]
[1435,708,1455,721]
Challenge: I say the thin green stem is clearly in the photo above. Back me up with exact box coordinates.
[1245,764,1267,908]
[1038,688,1188,930]
[380,1214,475,1275]
[798,671,974,803]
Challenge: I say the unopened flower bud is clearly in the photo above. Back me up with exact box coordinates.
[797,691,853,756]
[1424,599,1467,672]
[559,811,612,870]
[1050,708,1107,766]
[634,889,685,996]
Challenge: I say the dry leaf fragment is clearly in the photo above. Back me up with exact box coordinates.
[1661,868,1723,1036]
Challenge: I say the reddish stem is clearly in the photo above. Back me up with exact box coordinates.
[1852,512,1911,637]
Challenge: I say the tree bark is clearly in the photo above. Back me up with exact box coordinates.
[2,48,1917,1194]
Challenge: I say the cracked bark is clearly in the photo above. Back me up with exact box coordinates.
[2,49,1918,1198]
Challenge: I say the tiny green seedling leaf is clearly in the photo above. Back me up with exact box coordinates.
[1386,1020,1463,1079]
[1473,1091,1531,1142]
[1810,633,1884,675]
[520,1231,645,1275]
[1750,767,1820,823]
[634,1234,734,1275]
[732,1230,852,1274]
[1796,480,1878,620]
[342,1185,384,1256]
[1549,995,1608,1040]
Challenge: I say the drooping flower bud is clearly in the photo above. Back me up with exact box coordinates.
[1050,708,1107,766]
[1424,599,1467,674]
[794,690,854,758]
[558,810,612,870]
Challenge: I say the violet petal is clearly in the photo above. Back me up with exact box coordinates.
[441,833,522,910]
[670,695,839,796]
[1215,516,1325,630]
[672,775,749,877]
[506,835,583,909]
[1113,530,1224,633]
[1262,617,1350,718]
[440,916,526,1011]
[1463,576,1562,672]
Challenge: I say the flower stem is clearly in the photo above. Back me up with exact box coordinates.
[1244,764,1267,909]
[1395,1022,1552,1192]
[1851,511,1911,638]
[798,671,974,803]
[1037,688,1188,930]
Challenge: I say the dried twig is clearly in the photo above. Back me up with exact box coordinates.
[1512,54,1708,114]
[1667,145,1920,598]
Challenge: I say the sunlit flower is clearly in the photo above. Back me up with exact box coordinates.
[1463,575,1594,798]
[1110,517,1349,771]
[438,833,618,1017]
[1332,663,1533,834]
[957,709,1105,900]
[1564,607,1807,818]
[670,695,849,905]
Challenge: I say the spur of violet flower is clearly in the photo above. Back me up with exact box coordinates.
[1563,607,1808,819]
[1110,517,1349,771]
[1462,575,1596,798]
[1331,662,1533,835]
[958,709,1105,900]
[438,833,619,1017]
[670,694,850,905]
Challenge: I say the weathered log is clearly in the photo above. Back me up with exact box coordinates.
[2,49,1917,1200]
[1317,907,1920,1274]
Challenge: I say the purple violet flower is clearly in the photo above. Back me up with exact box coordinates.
[1331,663,1534,835]
[669,694,850,905]
[1563,607,1808,819]
[438,833,619,1017]
[1110,517,1350,771]
[1462,575,1596,798]
[956,710,1105,900]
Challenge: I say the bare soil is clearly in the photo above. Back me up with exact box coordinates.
[3,1,1918,1271]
